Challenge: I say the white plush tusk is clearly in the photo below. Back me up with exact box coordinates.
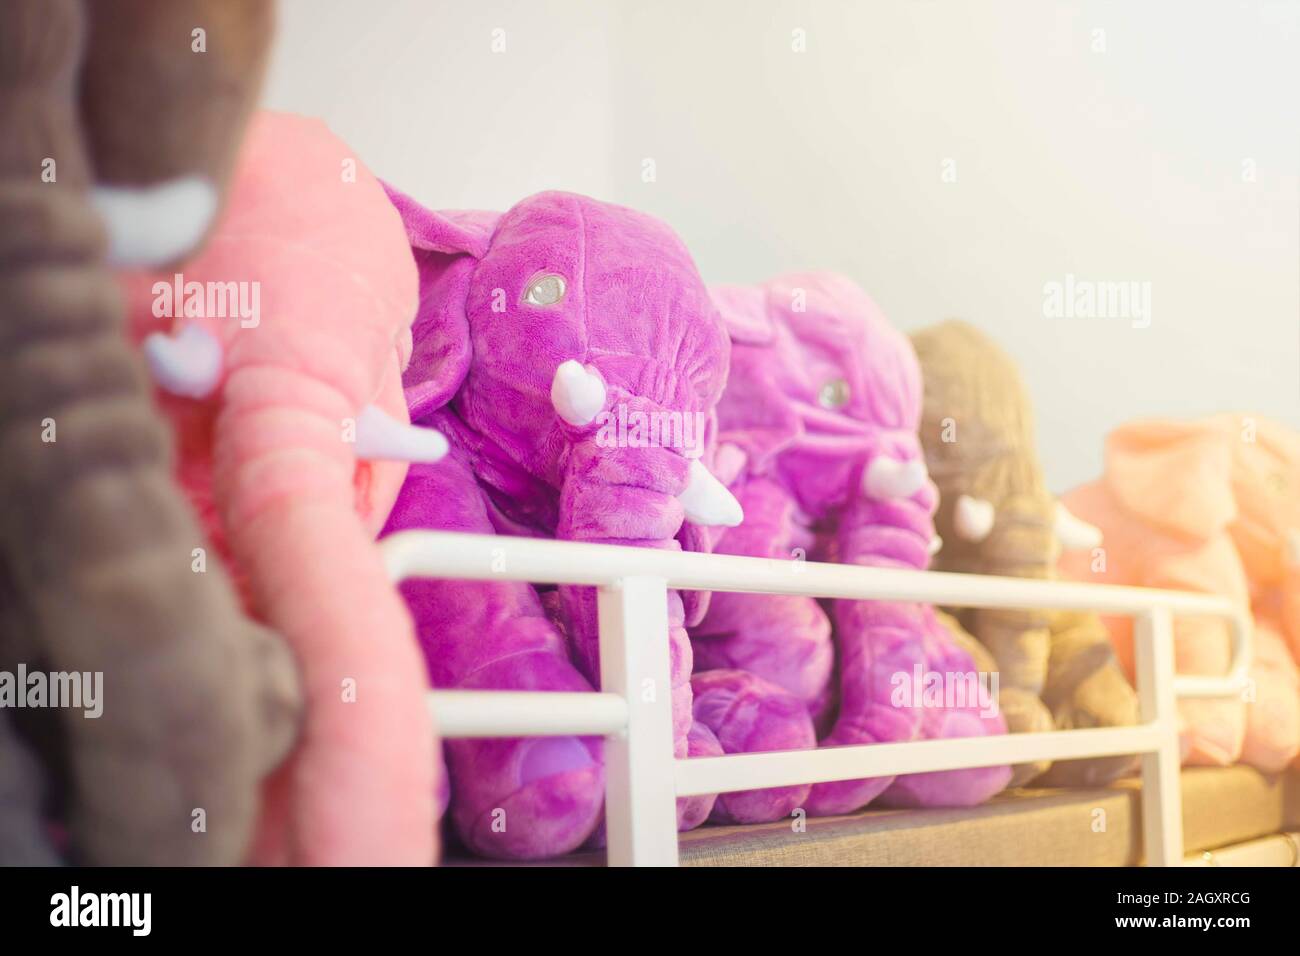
[550,359,607,427]
[142,324,223,399]
[1054,501,1103,550]
[928,535,944,556]
[953,494,996,542]
[354,404,448,463]
[862,456,927,501]
[679,459,744,527]
[91,176,219,267]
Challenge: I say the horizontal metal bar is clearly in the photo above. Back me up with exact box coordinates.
[427,690,628,738]
[673,725,1165,797]
[384,531,1251,699]
[383,531,1233,615]
[1174,673,1250,698]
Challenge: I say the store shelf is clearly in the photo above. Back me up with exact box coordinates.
[447,767,1300,867]
[386,530,1253,866]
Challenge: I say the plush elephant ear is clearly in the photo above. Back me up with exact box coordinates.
[382,183,499,420]
[1104,418,1237,540]
[712,284,775,345]
[709,284,802,474]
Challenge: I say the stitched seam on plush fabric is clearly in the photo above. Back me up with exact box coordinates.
[460,644,575,687]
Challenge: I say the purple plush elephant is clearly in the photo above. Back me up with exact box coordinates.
[690,272,1011,822]
[379,188,744,859]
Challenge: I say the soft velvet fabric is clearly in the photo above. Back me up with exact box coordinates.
[1059,415,1300,772]
[691,273,1010,821]
[381,187,732,860]
[912,320,1139,788]
[0,0,298,865]
[119,111,438,865]
[691,669,818,824]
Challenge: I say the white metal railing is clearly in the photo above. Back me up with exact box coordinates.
[382,530,1252,867]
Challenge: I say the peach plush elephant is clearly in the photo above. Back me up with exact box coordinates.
[912,321,1139,787]
[120,111,446,864]
[1058,415,1300,772]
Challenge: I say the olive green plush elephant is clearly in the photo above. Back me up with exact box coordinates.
[912,321,1138,787]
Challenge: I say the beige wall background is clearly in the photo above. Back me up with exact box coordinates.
[264,0,1299,491]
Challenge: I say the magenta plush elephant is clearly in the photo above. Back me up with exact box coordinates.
[691,273,1010,822]
[380,188,743,860]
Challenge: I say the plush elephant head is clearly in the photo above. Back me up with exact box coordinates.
[113,111,445,865]
[387,186,739,667]
[912,320,1137,787]
[712,272,935,537]
[0,0,298,864]
[1059,414,1300,773]
[390,188,734,505]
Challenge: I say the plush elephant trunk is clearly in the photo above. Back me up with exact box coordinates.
[555,427,698,756]
[804,478,933,814]
[967,493,1056,695]
[214,363,436,864]
[942,490,1059,787]
[550,377,740,829]
[0,0,297,864]
[833,488,933,707]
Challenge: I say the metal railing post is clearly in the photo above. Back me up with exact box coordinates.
[597,576,679,866]
[1135,607,1184,866]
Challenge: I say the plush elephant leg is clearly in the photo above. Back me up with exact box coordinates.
[691,669,817,823]
[565,581,717,833]
[688,478,824,821]
[582,716,722,850]
[878,607,1011,806]
[1035,610,1139,787]
[992,690,1054,788]
[1237,623,1300,773]
[804,600,924,815]
[384,449,604,860]
[971,608,1052,697]
[557,437,720,829]
[676,722,724,830]
[692,477,834,711]
[0,0,299,865]
[957,496,1060,784]
[939,609,1052,787]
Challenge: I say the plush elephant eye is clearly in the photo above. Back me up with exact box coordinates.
[524,273,567,307]
[818,377,851,410]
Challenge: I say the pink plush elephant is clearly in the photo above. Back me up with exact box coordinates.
[379,187,744,860]
[1058,415,1300,772]
[120,112,444,864]
[691,273,1010,822]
